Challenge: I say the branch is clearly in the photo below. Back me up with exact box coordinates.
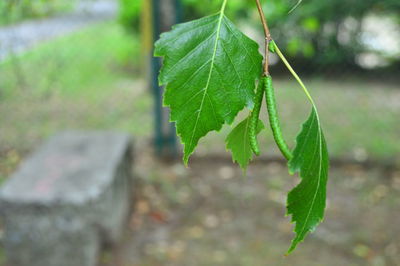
[254,0,272,75]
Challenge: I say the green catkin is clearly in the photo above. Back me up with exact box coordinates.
[249,78,265,156]
[264,75,293,161]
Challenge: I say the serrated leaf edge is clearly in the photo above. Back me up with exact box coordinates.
[286,108,326,254]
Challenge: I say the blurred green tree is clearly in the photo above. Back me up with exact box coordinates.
[118,0,141,32]
[120,0,400,70]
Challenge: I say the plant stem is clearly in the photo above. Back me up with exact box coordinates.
[272,41,315,106]
[288,0,303,13]
[254,0,272,75]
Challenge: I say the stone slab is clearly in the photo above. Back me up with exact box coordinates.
[0,131,134,266]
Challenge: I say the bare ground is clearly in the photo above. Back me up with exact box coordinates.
[99,146,400,266]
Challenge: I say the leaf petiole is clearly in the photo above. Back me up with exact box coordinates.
[271,40,315,107]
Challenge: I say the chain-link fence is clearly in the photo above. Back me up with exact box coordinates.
[1,0,398,166]
[0,0,399,265]
[0,0,147,177]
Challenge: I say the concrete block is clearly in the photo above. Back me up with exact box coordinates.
[0,131,133,266]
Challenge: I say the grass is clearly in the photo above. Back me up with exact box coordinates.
[0,0,76,26]
[196,76,400,162]
[268,77,400,160]
[1,21,141,99]
[0,21,150,152]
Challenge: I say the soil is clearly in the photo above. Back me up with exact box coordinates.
[99,147,400,266]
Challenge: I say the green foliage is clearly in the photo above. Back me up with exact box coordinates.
[182,0,400,69]
[121,0,399,68]
[118,0,141,32]
[272,0,399,68]
[226,117,264,172]
[154,5,263,164]
[155,0,331,253]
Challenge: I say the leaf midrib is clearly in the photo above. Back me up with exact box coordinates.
[187,7,227,154]
[295,111,324,239]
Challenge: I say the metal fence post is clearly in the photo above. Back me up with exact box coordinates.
[149,0,181,158]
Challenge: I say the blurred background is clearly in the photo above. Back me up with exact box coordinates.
[0,0,399,265]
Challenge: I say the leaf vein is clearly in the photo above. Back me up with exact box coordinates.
[222,19,259,69]
[165,32,216,78]
[220,41,243,88]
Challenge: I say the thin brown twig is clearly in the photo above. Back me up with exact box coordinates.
[254,0,272,75]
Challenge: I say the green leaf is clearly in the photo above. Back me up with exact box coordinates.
[271,40,330,253]
[286,107,329,253]
[154,3,263,164]
[226,117,265,171]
